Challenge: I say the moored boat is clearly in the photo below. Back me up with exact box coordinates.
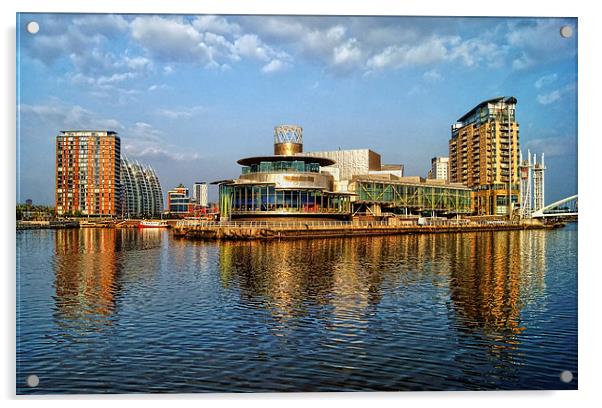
[138,220,169,228]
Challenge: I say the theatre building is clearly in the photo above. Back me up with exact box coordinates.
[215,125,353,221]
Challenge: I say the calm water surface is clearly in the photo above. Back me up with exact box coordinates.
[16,224,578,393]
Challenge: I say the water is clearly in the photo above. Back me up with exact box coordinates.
[16,224,578,393]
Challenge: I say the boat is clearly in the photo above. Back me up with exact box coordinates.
[138,220,169,228]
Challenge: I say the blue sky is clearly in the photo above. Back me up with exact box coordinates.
[16,14,577,205]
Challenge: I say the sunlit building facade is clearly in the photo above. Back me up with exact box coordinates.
[55,130,121,216]
[193,182,208,207]
[449,97,520,215]
[168,184,194,215]
[120,157,164,218]
[429,157,449,181]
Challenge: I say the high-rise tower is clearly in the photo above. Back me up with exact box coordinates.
[55,130,121,216]
[449,97,520,215]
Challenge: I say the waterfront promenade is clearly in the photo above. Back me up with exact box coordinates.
[173,219,561,240]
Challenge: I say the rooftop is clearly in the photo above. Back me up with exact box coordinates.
[456,96,517,124]
[237,155,335,167]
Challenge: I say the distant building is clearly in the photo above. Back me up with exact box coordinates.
[302,149,382,181]
[449,97,520,215]
[303,150,403,182]
[25,199,33,207]
[429,157,449,181]
[121,157,164,218]
[369,164,404,179]
[192,182,208,207]
[168,184,193,215]
[55,130,121,216]
[216,125,471,220]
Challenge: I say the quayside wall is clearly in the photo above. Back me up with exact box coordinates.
[172,220,560,241]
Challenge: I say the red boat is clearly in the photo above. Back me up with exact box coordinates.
[138,220,169,228]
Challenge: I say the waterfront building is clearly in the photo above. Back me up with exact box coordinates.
[55,130,121,216]
[121,157,164,218]
[348,176,472,216]
[168,184,193,215]
[192,182,208,207]
[449,97,520,215]
[302,148,383,181]
[429,157,449,181]
[216,125,353,221]
[368,164,404,179]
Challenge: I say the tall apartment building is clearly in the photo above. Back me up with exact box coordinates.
[449,97,520,216]
[121,157,164,218]
[429,157,449,181]
[55,130,121,216]
[192,182,208,207]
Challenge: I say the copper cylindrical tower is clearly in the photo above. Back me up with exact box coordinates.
[273,124,303,155]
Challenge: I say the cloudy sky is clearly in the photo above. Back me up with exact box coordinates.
[16,13,577,204]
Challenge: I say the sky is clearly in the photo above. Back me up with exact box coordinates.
[16,13,578,205]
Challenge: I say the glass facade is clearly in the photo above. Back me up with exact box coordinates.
[241,160,321,175]
[219,184,351,219]
[356,180,472,214]
[168,187,192,214]
[121,158,164,218]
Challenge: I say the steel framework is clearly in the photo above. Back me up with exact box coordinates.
[519,149,532,218]
[533,153,546,212]
[354,180,472,214]
[532,194,577,218]
[274,124,303,144]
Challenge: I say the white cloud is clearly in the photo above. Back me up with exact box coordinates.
[192,15,241,36]
[535,73,558,89]
[19,103,123,131]
[148,84,170,92]
[122,121,200,162]
[67,72,142,102]
[507,19,576,70]
[423,69,442,82]
[130,15,290,72]
[332,39,362,67]
[261,59,288,74]
[536,83,575,105]
[72,14,129,36]
[448,37,506,68]
[537,90,562,105]
[234,34,271,61]
[524,136,576,157]
[512,52,535,70]
[155,105,206,119]
[131,16,207,62]
[367,36,450,70]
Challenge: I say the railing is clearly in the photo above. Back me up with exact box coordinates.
[176,219,523,228]
[176,220,391,228]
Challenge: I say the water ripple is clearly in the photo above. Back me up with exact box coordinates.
[16,224,578,393]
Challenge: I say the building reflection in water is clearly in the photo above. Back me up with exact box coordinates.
[218,230,547,357]
[52,228,163,336]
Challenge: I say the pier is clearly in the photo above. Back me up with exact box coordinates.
[172,219,561,240]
